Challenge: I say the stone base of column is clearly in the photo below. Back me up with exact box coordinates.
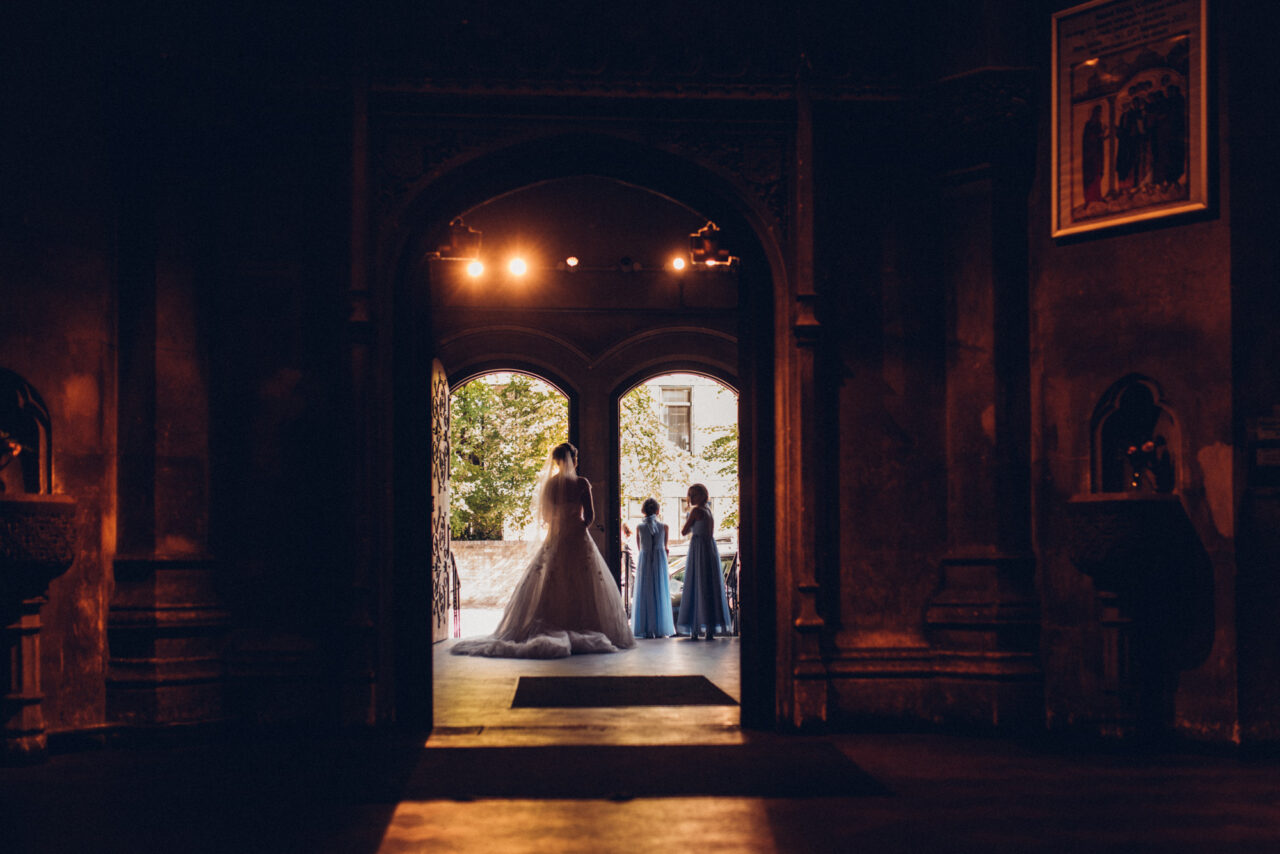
[792,665,831,729]
[828,646,1043,730]
[107,558,229,729]
[923,555,1043,728]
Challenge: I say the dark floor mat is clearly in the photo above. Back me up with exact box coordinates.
[405,741,889,799]
[511,675,738,708]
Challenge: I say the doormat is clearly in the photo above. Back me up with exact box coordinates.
[405,741,889,799]
[511,675,738,708]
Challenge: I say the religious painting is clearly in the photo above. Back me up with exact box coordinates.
[1052,0,1208,237]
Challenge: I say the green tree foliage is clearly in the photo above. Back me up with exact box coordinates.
[618,384,697,511]
[449,374,568,540]
[700,422,739,528]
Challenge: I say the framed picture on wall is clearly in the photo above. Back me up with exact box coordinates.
[1051,0,1208,237]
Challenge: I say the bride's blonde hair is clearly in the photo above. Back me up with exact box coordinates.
[551,442,578,473]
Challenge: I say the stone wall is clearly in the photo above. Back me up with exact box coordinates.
[1028,2,1236,741]
[1,46,115,734]
[451,541,532,610]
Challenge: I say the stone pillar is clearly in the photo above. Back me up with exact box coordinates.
[787,70,832,727]
[342,76,379,726]
[922,69,1042,728]
[578,375,614,581]
[108,153,226,730]
[106,559,228,727]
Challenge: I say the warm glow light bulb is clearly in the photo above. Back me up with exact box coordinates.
[508,257,528,276]
[466,260,484,277]
[565,256,579,267]
[672,256,686,271]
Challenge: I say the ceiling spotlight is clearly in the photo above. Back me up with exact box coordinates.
[689,221,736,267]
[565,256,579,268]
[466,260,484,278]
[438,217,482,259]
[508,257,528,276]
[671,256,687,271]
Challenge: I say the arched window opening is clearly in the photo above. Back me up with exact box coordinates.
[1091,375,1179,494]
[448,371,569,636]
[618,372,739,630]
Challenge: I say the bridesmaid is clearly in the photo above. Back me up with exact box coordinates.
[631,498,676,638]
[676,483,731,640]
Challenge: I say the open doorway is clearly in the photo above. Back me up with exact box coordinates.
[618,373,739,637]
[447,371,569,638]
[434,364,744,738]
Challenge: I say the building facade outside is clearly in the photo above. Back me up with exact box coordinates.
[621,373,738,548]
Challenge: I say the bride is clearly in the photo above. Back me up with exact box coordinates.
[451,442,636,658]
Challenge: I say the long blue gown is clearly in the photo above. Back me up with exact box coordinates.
[632,515,675,638]
[675,509,731,635]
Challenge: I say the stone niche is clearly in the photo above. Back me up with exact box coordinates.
[1066,375,1212,737]
[1091,375,1179,494]
[0,369,77,763]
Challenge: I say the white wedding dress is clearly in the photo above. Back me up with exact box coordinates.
[451,473,636,659]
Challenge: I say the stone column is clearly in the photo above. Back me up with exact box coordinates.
[922,69,1042,728]
[107,148,227,730]
[787,69,833,727]
[577,374,613,579]
[342,76,380,726]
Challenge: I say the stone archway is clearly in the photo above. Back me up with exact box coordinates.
[367,132,783,729]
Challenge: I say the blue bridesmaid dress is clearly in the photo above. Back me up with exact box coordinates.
[676,509,731,636]
[631,515,675,638]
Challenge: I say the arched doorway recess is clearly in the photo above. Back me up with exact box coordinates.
[378,134,781,729]
[616,370,741,639]
[609,361,739,582]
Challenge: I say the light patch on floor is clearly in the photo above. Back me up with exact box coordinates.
[379,797,780,854]
[430,636,742,746]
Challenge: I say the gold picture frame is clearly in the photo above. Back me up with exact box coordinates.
[1051,0,1208,237]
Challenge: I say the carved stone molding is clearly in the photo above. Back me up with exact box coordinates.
[1,494,77,763]
[370,117,790,243]
[0,496,76,577]
[920,68,1036,170]
[373,125,518,218]
[663,129,790,240]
